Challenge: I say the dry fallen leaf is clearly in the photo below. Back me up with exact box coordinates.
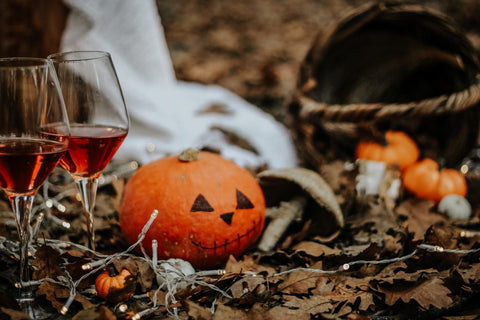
[456,262,480,285]
[279,270,321,294]
[225,254,276,276]
[71,304,117,320]
[281,294,334,316]
[228,276,266,299]
[36,281,92,313]
[395,198,447,241]
[183,300,213,320]
[0,307,31,320]
[291,241,342,258]
[32,245,64,280]
[375,277,453,309]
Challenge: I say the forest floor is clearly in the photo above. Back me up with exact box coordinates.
[0,1,480,319]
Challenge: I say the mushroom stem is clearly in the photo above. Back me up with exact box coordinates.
[257,195,307,252]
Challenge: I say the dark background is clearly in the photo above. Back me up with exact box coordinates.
[2,0,479,120]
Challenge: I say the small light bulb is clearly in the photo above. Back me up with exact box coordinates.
[60,295,75,315]
[45,199,54,208]
[57,204,66,213]
[81,259,104,271]
[62,221,71,229]
[82,263,92,271]
[132,313,142,320]
[60,306,69,315]
[118,304,128,312]
[146,143,156,153]
[130,161,139,170]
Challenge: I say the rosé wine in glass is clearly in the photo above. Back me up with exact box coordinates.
[0,57,70,319]
[48,51,129,250]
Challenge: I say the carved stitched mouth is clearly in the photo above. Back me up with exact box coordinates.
[190,220,260,252]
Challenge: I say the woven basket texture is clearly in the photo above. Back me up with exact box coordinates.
[287,1,480,169]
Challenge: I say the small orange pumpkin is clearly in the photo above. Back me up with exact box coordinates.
[402,158,467,202]
[95,267,136,303]
[119,148,266,269]
[356,130,419,170]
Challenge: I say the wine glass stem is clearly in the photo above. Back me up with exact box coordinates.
[11,194,35,298]
[11,194,53,319]
[76,178,98,251]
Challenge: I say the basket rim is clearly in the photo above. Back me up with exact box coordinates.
[297,74,480,123]
[295,1,480,123]
[309,2,480,71]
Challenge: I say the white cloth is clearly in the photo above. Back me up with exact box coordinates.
[60,0,297,169]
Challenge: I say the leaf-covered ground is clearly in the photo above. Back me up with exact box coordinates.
[157,0,480,119]
[0,163,479,319]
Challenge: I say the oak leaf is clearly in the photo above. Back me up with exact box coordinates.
[282,294,333,315]
[376,277,453,309]
[32,245,63,280]
[395,198,447,241]
[36,281,92,313]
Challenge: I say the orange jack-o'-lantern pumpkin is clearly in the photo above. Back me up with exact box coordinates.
[119,149,266,269]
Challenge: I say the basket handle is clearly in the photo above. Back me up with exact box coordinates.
[298,75,480,123]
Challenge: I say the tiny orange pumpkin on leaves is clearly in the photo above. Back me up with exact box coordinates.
[356,130,419,170]
[119,148,266,269]
[95,267,136,303]
[402,158,467,202]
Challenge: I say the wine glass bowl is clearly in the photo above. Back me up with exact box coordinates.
[48,51,129,250]
[0,57,70,318]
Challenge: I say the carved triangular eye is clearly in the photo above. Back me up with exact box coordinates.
[236,189,254,209]
[191,194,214,212]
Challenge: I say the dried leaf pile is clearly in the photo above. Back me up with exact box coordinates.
[0,161,479,319]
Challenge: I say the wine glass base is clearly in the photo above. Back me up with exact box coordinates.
[16,292,54,320]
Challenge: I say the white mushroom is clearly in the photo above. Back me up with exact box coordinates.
[438,194,472,220]
[256,167,344,252]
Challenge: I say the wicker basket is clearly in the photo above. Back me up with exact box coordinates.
[287,1,480,170]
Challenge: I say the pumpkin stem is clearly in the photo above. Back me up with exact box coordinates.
[108,266,118,277]
[178,148,200,162]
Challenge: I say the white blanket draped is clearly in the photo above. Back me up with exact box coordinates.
[60,0,297,169]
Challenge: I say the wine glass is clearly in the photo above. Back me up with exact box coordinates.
[0,57,70,318]
[48,51,129,251]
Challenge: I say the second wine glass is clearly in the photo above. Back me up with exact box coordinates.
[48,51,129,250]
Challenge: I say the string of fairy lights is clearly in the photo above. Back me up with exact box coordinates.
[0,207,479,319]
[0,162,479,319]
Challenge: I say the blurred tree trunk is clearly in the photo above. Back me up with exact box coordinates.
[0,0,68,58]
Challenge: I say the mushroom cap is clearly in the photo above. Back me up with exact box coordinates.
[257,167,344,242]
